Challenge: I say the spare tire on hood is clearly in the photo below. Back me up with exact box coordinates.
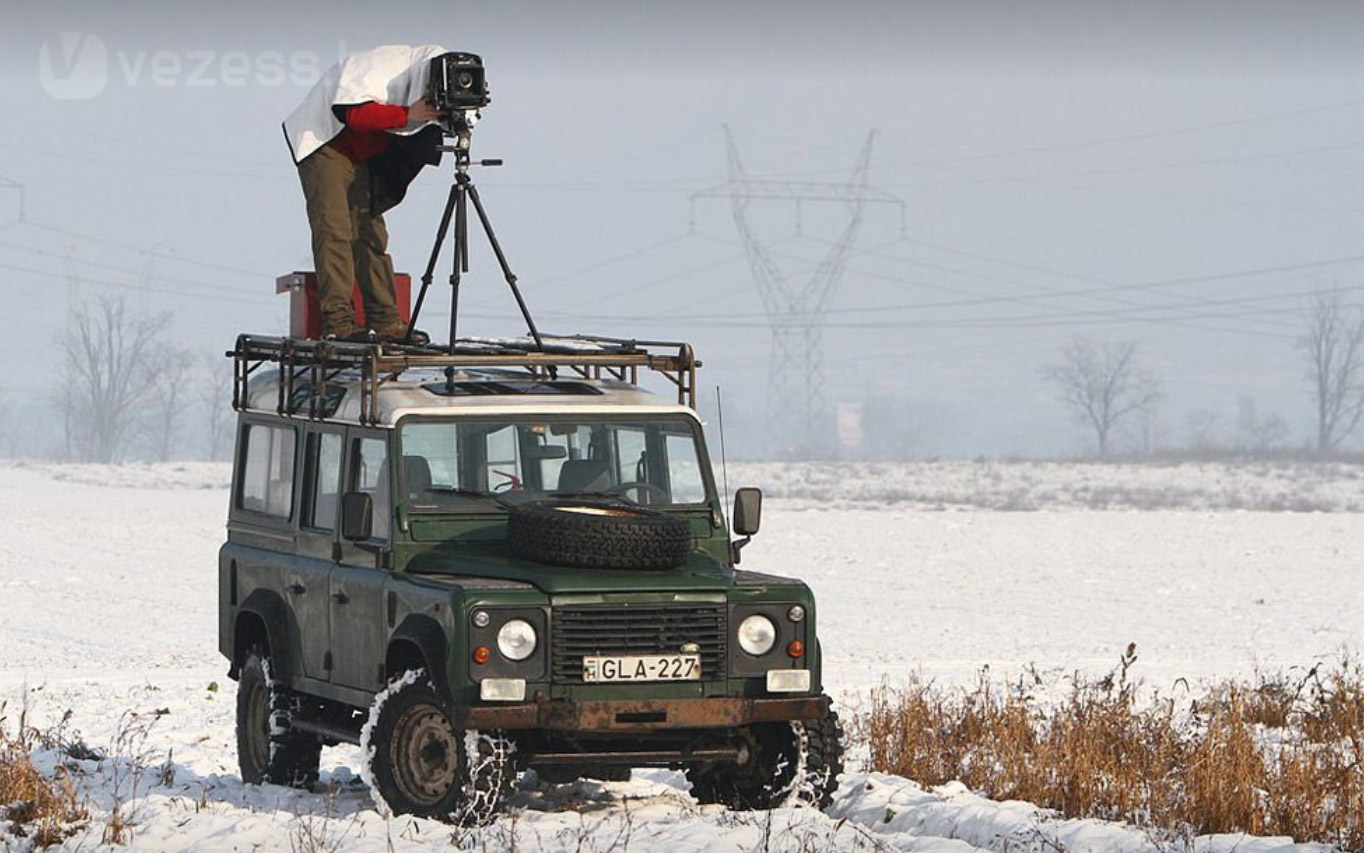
[506,499,693,570]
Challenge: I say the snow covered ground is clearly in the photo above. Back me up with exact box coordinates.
[1,460,1360,852]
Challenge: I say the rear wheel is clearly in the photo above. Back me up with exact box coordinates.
[363,671,516,825]
[687,710,844,810]
[235,649,321,789]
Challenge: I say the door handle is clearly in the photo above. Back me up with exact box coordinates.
[286,583,305,594]
[332,591,350,605]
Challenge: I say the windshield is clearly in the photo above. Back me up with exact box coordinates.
[398,416,711,508]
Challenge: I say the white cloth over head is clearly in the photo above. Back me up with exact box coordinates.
[283,44,449,164]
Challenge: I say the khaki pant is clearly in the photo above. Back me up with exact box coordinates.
[297,145,399,335]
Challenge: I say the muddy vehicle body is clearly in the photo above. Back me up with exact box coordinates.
[219,334,842,821]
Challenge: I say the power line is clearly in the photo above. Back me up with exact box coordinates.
[731,98,1364,182]
[0,174,23,222]
[13,220,275,279]
[0,260,264,307]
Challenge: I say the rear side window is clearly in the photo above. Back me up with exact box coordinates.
[239,424,296,519]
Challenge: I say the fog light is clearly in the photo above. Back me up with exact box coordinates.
[473,646,491,664]
[766,669,811,693]
[480,678,526,702]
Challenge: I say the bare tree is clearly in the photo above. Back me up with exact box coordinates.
[196,350,235,461]
[1299,290,1364,454]
[60,294,172,463]
[147,348,191,461]
[0,388,12,459]
[1185,408,1224,455]
[1236,395,1290,453]
[1043,337,1161,457]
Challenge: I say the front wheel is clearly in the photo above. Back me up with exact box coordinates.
[687,709,844,810]
[362,671,517,825]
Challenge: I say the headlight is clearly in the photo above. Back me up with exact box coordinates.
[496,619,537,661]
[738,614,777,656]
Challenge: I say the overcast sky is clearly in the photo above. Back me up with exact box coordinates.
[5,1,1364,458]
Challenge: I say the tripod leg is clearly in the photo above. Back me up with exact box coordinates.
[410,183,460,343]
[465,182,546,351]
[448,183,469,350]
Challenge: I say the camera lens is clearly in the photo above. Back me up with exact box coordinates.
[456,72,473,90]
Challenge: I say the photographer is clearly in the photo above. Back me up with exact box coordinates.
[283,45,448,343]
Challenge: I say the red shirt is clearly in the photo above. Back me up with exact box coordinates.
[330,102,410,163]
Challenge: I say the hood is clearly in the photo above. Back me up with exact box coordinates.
[284,44,448,164]
[405,548,737,596]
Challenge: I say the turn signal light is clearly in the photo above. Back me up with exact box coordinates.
[473,646,491,665]
[787,640,805,659]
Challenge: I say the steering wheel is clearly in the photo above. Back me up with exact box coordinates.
[609,481,669,504]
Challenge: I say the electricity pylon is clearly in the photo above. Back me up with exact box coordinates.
[693,127,903,455]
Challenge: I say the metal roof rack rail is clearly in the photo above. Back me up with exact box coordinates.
[228,333,700,424]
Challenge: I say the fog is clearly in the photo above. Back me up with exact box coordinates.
[4,1,1364,459]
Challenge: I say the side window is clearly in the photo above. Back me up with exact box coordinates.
[238,423,296,519]
[665,433,706,504]
[305,431,342,531]
[351,436,390,541]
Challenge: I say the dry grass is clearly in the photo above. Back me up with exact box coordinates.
[857,647,1364,849]
[0,700,89,847]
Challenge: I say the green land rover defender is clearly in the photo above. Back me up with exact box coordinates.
[218,333,842,823]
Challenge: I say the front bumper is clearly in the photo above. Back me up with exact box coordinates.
[450,694,830,733]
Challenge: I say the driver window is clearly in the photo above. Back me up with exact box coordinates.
[351,437,390,541]
[306,431,342,531]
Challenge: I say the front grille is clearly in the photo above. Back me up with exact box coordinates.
[552,604,727,682]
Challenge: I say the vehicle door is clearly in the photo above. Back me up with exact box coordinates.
[329,431,393,692]
[295,426,345,682]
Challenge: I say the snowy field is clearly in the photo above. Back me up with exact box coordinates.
[1,460,1361,852]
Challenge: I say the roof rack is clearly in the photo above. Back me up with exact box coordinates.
[229,333,700,424]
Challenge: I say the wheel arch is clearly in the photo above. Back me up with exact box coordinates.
[387,614,452,702]
[232,589,295,682]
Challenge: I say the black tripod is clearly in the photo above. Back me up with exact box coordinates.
[407,143,546,353]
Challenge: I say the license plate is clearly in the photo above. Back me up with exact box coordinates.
[582,654,701,683]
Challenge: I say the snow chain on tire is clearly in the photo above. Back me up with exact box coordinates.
[687,709,844,811]
[266,679,322,789]
[506,499,693,570]
[362,669,517,825]
[236,650,321,790]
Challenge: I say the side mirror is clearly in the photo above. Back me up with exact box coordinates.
[341,492,374,541]
[733,487,763,536]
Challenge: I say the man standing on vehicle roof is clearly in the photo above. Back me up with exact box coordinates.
[283,45,448,344]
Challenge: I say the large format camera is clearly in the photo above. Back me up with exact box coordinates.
[425,52,490,134]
